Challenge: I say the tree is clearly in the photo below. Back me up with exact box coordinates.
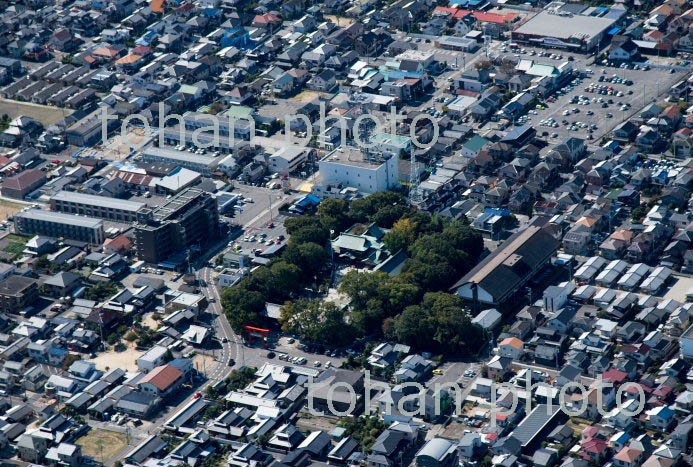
[225,367,257,391]
[284,216,324,235]
[442,223,483,260]
[222,285,266,333]
[288,225,330,245]
[392,304,433,349]
[279,298,354,345]
[244,261,301,302]
[383,217,419,252]
[475,60,493,70]
[631,205,647,222]
[339,270,420,336]
[318,198,351,233]
[371,204,410,228]
[85,281,118,301]
[282,242,328,278]
[348,191,407,223]
[338,416,387,450]
[392,292,483,355]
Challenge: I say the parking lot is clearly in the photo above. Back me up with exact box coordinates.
[498,47,686,141]
[214,183,293,263]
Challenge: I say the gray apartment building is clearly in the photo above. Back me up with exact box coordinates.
[14,209,105,244]
[50,191,145,222]
[134,188,219,264]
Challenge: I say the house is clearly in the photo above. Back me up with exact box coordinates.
[499,337,524,360]
[461,135,491,159]
[43,271,81,298]
[1,169,46,199]
[613,446,644,467]
[610,36,639,61]
[307,70,337,92]
[116,391,161,419]
[645,406,675,431]
[139,364,183,398]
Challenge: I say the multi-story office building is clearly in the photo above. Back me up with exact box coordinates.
[318,146,399,194]
[134,188,219,264]
[14,209,105,244]
[50,191,146,222]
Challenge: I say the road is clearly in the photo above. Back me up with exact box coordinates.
[110,204,292,462]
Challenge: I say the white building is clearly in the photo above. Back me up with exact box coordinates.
[318,146,398,194]
[137,345,169,372]
[268,146,311,174]
[681,324,693,360]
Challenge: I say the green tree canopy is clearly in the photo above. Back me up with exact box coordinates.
[279,298,354,345]
[222,285,266,333]
[392,292,484,355]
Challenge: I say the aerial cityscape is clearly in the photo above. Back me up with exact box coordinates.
[1,0,693,466]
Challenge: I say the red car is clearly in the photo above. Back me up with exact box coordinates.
[193,392,202,399]
[51,160,60,164]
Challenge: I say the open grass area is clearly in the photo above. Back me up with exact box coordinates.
[76,428,128,463]
[3,241,25,255]
[0,98,73,127]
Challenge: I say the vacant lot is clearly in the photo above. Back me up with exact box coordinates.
[76,428,128,463]
[289,90,331,103]
[90,340,142,372]
[663,275,693,302]
[0,198,27,223]
[0,98,73,127]
[324,15,354,26]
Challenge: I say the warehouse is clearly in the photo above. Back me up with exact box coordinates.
[512,9,622,51]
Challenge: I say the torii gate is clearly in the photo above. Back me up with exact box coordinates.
[244,325,270,348]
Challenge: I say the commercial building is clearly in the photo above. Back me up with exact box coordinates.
[451,217,560,306]
[141,147,222,176]
[50,191,145,222]
[14,209,105,244]
[0,275,39,314]
[268,146,311,174]
[512,9,623,51]
[318,146,399,194]
[134,188,219,264]
[65,108,118,146]
[1,169,46,199]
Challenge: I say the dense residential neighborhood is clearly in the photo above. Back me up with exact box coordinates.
[3,0,693,466]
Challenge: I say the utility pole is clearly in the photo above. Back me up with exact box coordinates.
[268,194,273,223]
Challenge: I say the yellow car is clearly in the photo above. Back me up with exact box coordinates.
[432,369,443,375]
